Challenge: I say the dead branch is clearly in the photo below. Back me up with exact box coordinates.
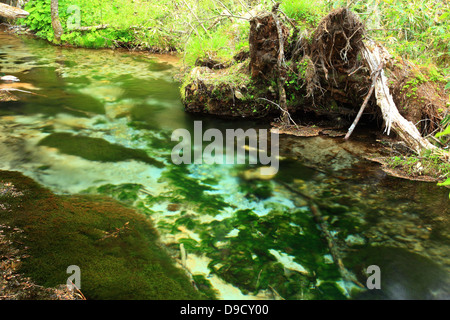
[362,41,436,153]
[0,88,44,96]
[181,0,209,36]
[50,0,63,43]
[69,24,109,31]
[257,97,299,128]
[344,61,384,140]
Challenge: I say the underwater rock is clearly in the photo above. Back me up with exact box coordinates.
[345,234,366,246]
[268,249,309,275]
[37,132,164,168]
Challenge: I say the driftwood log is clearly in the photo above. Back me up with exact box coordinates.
[299,8,436,154]
[0,3,29,19]
[361,41,436,153]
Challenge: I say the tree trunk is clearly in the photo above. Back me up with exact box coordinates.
[50,0,63,43]
[362,41,436,154]
[0,2,29,19]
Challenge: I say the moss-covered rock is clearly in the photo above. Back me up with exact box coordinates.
[0,170,202,300]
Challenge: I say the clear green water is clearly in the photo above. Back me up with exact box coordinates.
[1,32,449,300]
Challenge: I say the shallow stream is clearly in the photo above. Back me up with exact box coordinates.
[0,32,449,300]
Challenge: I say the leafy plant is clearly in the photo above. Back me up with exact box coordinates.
[435,115,450,197]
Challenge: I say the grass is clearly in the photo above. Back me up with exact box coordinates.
[281,0,326,26]
[386,150,450,181]
[183,20,250,67]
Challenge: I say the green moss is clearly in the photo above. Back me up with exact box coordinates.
[159,165,229,216]
[386,152,450,179]
[96,183,143,205]
[182,204,342,298]
[192,275,219,300]
[0,171,203,300]
[38,132,164,168]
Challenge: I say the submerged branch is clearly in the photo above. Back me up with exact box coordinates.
[344,61,384,140]
[277,180,365,294]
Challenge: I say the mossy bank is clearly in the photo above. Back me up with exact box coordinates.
[0,170,203,299]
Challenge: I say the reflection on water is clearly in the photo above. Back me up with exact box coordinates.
[0,32,449,300]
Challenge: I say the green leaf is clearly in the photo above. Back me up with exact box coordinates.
[437,178,450,187]
[435,125,450,138]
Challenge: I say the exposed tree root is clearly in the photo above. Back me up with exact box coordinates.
[180,7,448,156]
[361,41,436,153]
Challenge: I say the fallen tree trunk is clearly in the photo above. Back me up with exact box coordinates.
[361,41,436,154]
[0,3,29,19]
[304,8,436,154]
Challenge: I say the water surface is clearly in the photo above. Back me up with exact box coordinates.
[0,32,449,300]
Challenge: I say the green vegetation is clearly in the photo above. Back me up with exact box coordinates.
[17,0,449,74]
[281,0,326,26]
[328,0,450,70]
[19,0,271,57]
[15,1,449,182]
[0,171,202,299]
[388,152,450,178]
[435,115,450,195]
[22,0,179,49]
[38,132,164,168]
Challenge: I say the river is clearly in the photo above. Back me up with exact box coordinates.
[0,31,449,300]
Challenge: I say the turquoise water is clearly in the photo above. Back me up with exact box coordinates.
[1,31,449,300]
